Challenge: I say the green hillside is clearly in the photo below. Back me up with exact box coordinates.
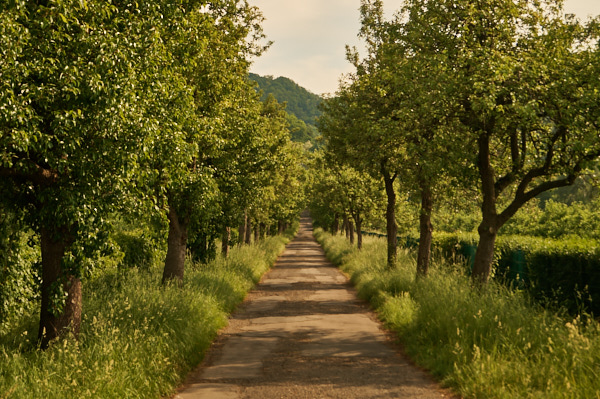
[249,73,322,124]
[249,73,323,150]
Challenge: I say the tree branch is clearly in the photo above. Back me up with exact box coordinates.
[0,163,59,186]
[498,174,577,227]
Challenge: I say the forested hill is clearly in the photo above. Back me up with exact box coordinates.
[249,73,322,126]
[250,73,323,150]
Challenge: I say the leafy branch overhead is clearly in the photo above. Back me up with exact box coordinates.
[317,0,600,282]
[0,0,306,347]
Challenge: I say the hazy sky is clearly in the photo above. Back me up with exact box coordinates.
[249,0,600,96]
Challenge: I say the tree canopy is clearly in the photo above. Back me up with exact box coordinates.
[0,0,305,347]
[317,0,600,282]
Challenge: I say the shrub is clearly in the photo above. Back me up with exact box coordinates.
[0,210,40,336]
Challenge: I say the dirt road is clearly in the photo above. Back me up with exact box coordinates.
[174,215,453,398]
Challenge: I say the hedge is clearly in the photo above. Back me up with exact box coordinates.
[362,230,600,315]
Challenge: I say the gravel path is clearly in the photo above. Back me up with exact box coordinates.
[173,215,455,398]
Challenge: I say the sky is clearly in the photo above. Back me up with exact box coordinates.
[249,0,600,96]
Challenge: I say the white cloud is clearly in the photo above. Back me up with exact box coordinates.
[564,0,600,19]
[250,0,600,95]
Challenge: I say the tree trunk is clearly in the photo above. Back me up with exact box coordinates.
[348,219,355,245]
[38,228,81,349]
[254,224,259,243]
[416,181,434,277]
[383,171,398,267]
[332,214,340,235]
[342,215,350,239]
[191,232,211,264]
[278,220,285,235]
[473,226,497,284]
[245,218,252,244]
[472,132,499,284]
[260,223,266,239]
[353,213,363,250]
[162,205,189,285]
[238,211,247,246]
[221,226,230,257]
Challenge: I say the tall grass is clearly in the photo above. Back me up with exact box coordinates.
[314,228,600,399]
[0,235,289,399]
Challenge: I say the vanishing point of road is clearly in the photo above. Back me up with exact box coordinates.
[173,214,454,398]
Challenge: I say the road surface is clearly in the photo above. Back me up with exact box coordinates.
[173,215,454,398]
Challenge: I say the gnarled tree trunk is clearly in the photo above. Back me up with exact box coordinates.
[245,218,252,244]
[472,132,499,284]
[342,215,350,239]
[260,223,266,239]
[332,214,340,235]
[39,228,81,349]
[162,205,189,285]
[473,224,497,283]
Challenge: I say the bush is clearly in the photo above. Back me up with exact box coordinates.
[0,209,40,336]
[113,229,159,270]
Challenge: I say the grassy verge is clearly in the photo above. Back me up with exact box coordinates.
[314,228,600,399]
[0,234,290,399]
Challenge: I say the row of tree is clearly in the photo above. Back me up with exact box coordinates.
[315,0,600,282]
[0,1,305,348]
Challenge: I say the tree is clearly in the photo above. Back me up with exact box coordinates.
[154,0,268,284]
[320,0,411,267]
[0,0,166,347]
[402,0,600,283]
[211,92,293,256]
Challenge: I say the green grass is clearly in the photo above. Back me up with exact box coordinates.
[314,228,600,399]
[0,235,289,399]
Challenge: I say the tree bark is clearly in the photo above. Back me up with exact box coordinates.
[348,219,355,245]
[332,214,340,235]
[245,218,252,244]
[473,225,497,284]
[190,232,208,263]
[238,211,247,246]
[353,213,363,250]
[260,223,266,239]
[38,228,81,349]
[383,169,398,268]
[472,131,499,284]
[221,226,230,257]
[254,224,260,243]
[416,181,434,277]
[162,205,189,285]
[342,215,350,239]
